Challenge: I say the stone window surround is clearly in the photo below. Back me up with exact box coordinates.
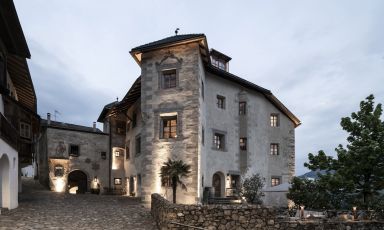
[211,129,227,152]
[153,106,184,142]
[156,56,182,91]
[159,113,178,139]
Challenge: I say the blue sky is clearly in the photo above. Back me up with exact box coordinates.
[14,0,384,175]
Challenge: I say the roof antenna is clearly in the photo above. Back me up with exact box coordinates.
[175,28,180,35]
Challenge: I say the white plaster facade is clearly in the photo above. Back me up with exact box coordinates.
[0,139,18,210]
[100,34,300,206]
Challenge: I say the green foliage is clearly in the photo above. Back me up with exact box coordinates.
[159,158,191,204]
[241,173,265,204]
[297,95,384,208]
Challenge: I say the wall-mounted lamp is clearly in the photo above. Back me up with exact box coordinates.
[115,151,120,157]
[226,173,230,180]
[94,176,98,182]
[352,206,357,220]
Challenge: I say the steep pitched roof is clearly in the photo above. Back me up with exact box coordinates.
[97,101,119,122]
[131,34,205,53]
[41,119,106,134]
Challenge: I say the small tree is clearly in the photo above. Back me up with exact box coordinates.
[241,173,265,204]
[159,158,191,204]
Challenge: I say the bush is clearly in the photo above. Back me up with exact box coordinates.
[241,173,265,204]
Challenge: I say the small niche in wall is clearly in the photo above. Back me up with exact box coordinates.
[54,165,64,177]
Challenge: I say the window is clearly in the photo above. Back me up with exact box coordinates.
[54,165,64,177]
[211,57,226,70]
[270,114,279,127]
[20,122,31,139]
[201,81,204,99]
[162,69,177,89]
[270,143,279,155]
[114,178,122,185]
[116,121,126,135]
[217,95,225,109]
[101,152,106,160]
[239,102,246,115]
[213,133,225,150]
[135,136,141,156]
[137,174,142,187]
[115,150,120,157]
[69,145,80,157]
[161,116,177,139]
[126,141,130,160]
[202,126,205,145]
[132,112,137,128]
[240,138,247,150]
[271,177,281,187]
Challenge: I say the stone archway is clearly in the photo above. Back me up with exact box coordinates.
[68,170,88,194]
[212,172,225,198]
[0,154,10,208]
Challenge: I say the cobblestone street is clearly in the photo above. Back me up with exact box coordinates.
[0,178,156,230]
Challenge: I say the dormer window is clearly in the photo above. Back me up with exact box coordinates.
[210,49,231,72]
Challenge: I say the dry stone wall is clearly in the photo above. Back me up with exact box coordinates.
[151,194,384,230]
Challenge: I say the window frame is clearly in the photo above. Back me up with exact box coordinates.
[213,133,225,150]
[270,113,279,127]
[239,137,247,151]
[271,177,281,187]
[116,120,126,135]
[216,95,226,109]
[69,144,80,157]
[239,102,246,115]
[54,165,64,177]
[135,135,141,157]
[161,69,177,89]
[270,143,279,155]
[101,151,107,160]
[160,115,177,139]
[19,121,31,139]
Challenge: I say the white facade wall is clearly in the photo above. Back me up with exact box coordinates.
[0,139,18,210]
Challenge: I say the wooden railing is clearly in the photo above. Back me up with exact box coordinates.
[0,112,18,150]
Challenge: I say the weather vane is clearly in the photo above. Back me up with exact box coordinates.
[175,28,180,35]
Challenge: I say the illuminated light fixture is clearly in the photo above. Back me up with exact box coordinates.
[115,151,120,157]
[300,206,305,219]
[94,176,98,182]
[54,178,66,193]
[353,206,357,220]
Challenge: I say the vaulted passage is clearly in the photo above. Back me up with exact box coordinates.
[68,170,87,194]
[212,172,224,198]
[0,154,10,208]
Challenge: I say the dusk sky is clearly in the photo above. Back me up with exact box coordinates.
[13,0,384,175]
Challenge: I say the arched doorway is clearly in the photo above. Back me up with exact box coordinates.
[68,170,87,194]
[212,172,224,197]
[0,154,10,208]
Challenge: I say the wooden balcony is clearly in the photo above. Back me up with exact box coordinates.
[0,112,18,150]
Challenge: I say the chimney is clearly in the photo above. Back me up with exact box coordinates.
[93,122,96,132]
[47,113,51,125]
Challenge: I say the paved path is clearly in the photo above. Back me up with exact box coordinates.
[0,178,156,230]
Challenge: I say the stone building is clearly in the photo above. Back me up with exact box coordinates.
[0,0,39,210]
[99,34,300,206]
[36,114,110,194]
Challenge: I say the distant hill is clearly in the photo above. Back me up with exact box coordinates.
[298,170,334,180]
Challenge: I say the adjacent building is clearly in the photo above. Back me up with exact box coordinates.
[36,114,110,194]
[0,0,39,210]
[99,34,300,206]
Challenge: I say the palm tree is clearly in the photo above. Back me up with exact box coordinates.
[160,158,191,203]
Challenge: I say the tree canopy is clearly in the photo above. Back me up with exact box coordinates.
[289,95,384,209]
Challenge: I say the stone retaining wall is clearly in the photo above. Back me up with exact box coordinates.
[151,194,384,230]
